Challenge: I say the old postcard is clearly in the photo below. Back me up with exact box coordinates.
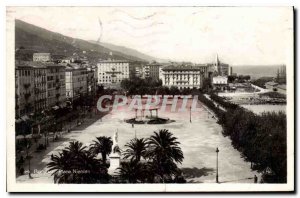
[6,6,294,192]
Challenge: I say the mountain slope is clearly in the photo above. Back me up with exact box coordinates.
[89,41,159,62]
[15,20,147,64]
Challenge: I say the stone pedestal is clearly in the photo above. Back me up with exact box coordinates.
[108,153,121,176]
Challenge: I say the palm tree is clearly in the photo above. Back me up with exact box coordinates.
[89,136,112,164]
[47,141,109,184]
[123,138,147,162]
[117,160,144,183]
[48,141,87,183]
[47,150,72,183]
[65,141,87,161]
[147,129,184,182]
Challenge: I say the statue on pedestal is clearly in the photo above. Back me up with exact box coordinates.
[108,131,121,175]
[111,131,120,155]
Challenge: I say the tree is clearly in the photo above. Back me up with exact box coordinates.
[157,86,169,96]
[202,78,212,92]
[123,138,147,162]
[227,75,236,83]
[89,136,112,164]
[117,160,145,183]
[169,86,180,96]
[47,141,109,183]
[146,129,184,182]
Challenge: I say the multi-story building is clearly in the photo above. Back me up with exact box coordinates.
[212,76,228,91]
[87,67,97,95]
[46,65,66,108]
[15,64,35,117]
[33,53,51,62]
[33,66,47,113]
[128,61,161,80]
[128,61,148,79]
[161,64,208,89]
[65,64,88,101]
[15,61,66,118]
[143,62,161,80]
[160,56,230,90]
[135,66,144,78]
[97,60,130,88]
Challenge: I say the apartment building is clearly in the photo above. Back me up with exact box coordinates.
[97,60,130,88]
[15,61,66,117]
[65,64,88,101]
[161,64,208,89]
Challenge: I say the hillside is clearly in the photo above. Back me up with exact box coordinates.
[15,20,148,64]
[90,41,164,63]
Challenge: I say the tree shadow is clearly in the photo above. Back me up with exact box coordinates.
[181,167,214,179]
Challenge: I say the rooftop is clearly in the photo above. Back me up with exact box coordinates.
[213,75,228,79]
[98,60,130,63]
[16,61,64,69]
[65,63,87,70]
[162,64,208,71]
[146,62,162,66]
[33,53,51,55]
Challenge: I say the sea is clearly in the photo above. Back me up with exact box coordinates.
[232,65,284,79]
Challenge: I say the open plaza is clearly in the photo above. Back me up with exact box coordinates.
[17,98,259,183]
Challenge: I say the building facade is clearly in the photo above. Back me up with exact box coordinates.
[15,65,35,117]
[129,62,145,79]
[97,60,130,88]
[212,76,228,91]
[46,65,66,108]
[87,67,97,95]
[15,61,66,118]
[143,62,161,80]
[33,66,47,113]
[65,65,88,101]
[161,64,208,89]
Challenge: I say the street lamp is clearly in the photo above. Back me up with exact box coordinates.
[216,147,219,183]
[189,106,192,123]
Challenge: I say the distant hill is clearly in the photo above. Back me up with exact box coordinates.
[89,41,163,62]
[232,65,284,79]
[15,20,149,64]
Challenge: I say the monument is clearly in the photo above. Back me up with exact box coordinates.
[108,131,121,175]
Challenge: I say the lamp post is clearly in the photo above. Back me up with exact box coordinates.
[216,147,219,183]
[189,106,192,123]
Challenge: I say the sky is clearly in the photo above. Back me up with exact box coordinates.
[8,7,293,65]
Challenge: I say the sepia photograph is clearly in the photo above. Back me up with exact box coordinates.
[6,6,294,192]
